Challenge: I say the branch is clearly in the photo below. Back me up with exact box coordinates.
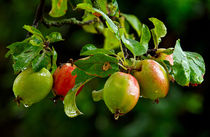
[42,17,97,27]
[32,0,45,28]
[26,0,45,37]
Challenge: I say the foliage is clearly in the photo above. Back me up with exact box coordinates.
[5,0,206,119]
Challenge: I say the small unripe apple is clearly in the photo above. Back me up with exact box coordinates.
[133,59,169,101]
[103,72,140,119]
[13,68,53,107]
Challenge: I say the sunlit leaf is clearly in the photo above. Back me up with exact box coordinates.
[32,51,51,72]
[185,52,205,84]
[23,25,44,40]
[49,0,67,17]
[103,28,120,50]
[29,35,44,46]
[46,32,63,43]
[149,17,167,48]
[122,13,142,37]
[172,39,190,86]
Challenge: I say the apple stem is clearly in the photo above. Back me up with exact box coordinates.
[14,96,23,106]
[154,98,159,104]
[114,109,120,120]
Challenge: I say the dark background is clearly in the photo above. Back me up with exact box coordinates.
[0,0,210,137]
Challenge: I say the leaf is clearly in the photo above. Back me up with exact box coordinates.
[5,42,28,58]
[92,89,103,102]
[46,32,63,43]
[64,84,84,118]
[64,71,94,118]
[109,0,119,17]
[139,24,151,55]
[172,39,190,86]
[120,27,148,57]
[74,54,119,77]
[121,34,140,56]
[157,48,174,55]
[122,13,142,37]
[51,47,57,74]
[80,44,115,56]
[12,44,43,73]
[185,52,205,84]
[76,3,94,13]
[149,17,167,48]
[32,51,51,72]
[82,13,98,34]
[103,28,120,50]
[76,3,119,37]
[23,25,44,40]
[172,40,205,86]
[29,35,44,46]
[72,68,95,85]
[80,44,97,53]
[93,8,119,36]
[49,0,68,17]
[93,0,108,14]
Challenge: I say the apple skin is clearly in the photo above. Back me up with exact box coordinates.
[133,59,169,100]
[53,63,83,100]
[13,68,53,106]
[155,48,173,65]
[103,72,140,116]
[157,53,173,65]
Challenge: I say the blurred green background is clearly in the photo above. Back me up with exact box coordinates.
[0,0,209,137]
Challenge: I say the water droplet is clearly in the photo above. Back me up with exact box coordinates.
[139,96,143,98]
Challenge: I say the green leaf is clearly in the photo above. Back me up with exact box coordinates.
[80,44,97,53]
[74,54,119,77]
[49,0,67,17]
[93,0,108,14]
[82,13,98,34]
[92,89,103,102]
[29,35,44,46]
[72,68,95,85]
[120,27,148,57]
[93,8,119,36]
[51,47,58,74]
[109,0,119,17]
[5,42,27,58]
[64,84,84,118]
[103,28,120,50]
[77,3,119,37]
[172,39,190,86]
[185,52,205,84]
[149,17,167,48]
[172,40,205,86]
[139,24,151,55]
[46,32,63,43]
[12,44,43,73]
[157,48,174,55]
[122,13,142,37]
[64,71,94,118]
[32,51,51,72]
[76,3,94,13]
[23,25,44,40]
[80,44,115,56]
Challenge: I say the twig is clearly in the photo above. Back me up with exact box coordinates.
[32,0,45,27]
[42,17,97,28]
[26,0,45,37]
